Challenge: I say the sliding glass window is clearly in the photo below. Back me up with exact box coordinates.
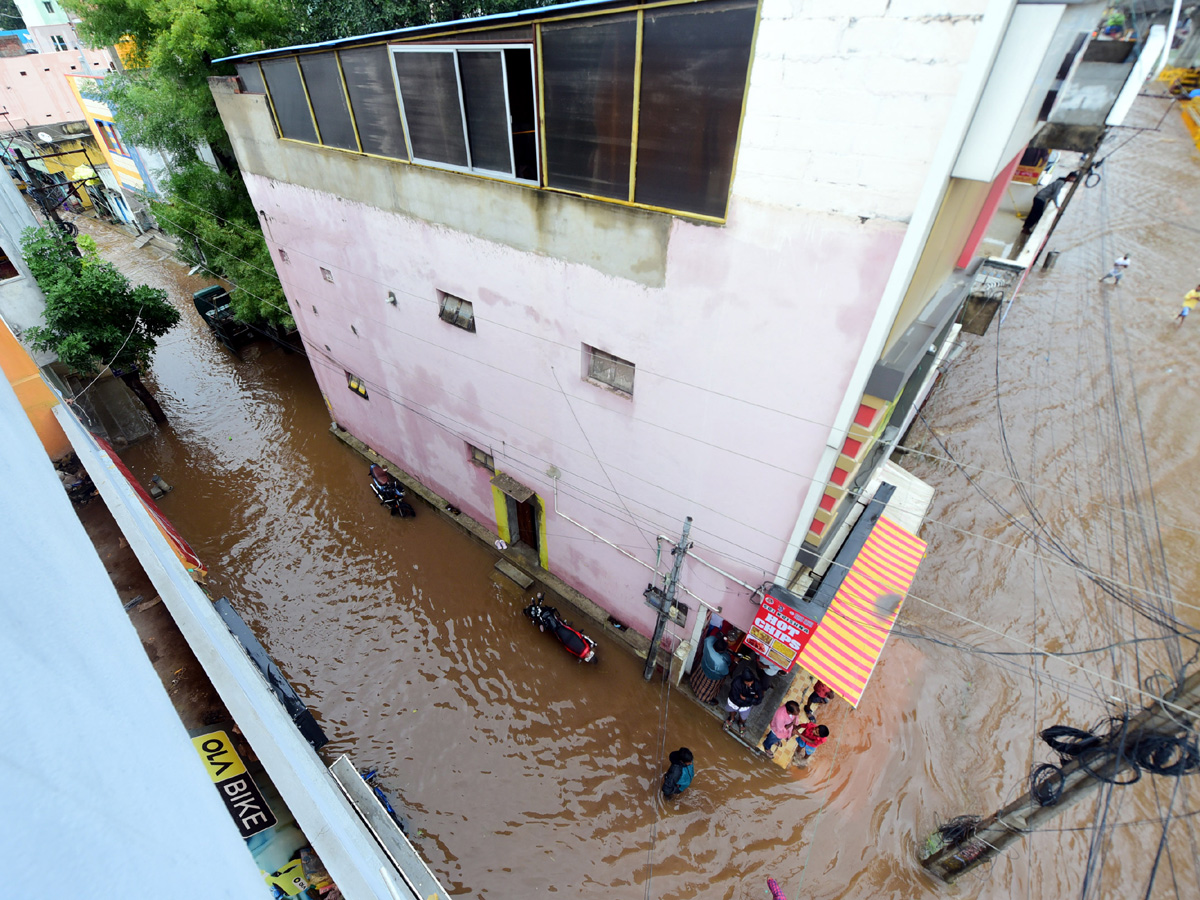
[391,45,539,182]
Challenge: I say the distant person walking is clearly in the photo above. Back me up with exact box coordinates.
[796,722,829,759]
[689,633,731,704]
[661,747,694,799]
[1099,254,1130,285]
[803,680,833,721]
[761,701,802,758]
[1175,285,1200,326]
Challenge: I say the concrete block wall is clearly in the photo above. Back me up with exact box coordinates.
[735,0,989,221]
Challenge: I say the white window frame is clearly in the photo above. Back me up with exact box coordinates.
[388,43,539,185]
[51,35,67,52]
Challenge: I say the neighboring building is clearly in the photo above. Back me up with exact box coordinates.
[0,28,37,56]
[0,48,134,221]
[67,73,169,228]
[13,0,80,55]
[212,0,1136,689]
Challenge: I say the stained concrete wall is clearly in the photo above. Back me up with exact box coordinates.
[211,0,991,637]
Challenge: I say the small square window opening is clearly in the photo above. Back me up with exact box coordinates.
[585,346,635,397]
[438,292,475,333]
[468,443,494,471]
[346,371,368,398]
[50,35,66,52]
[321,267,334,283]
[0,247,20,281]
[279,249,289,263]
[43,1,54,13]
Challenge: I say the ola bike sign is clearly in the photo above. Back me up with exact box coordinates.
[191,729,277,838]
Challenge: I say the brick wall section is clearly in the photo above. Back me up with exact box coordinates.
[734,0,988,221]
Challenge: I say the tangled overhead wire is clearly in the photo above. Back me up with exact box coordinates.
[1030,716,1200,805]
[937,815,982,845]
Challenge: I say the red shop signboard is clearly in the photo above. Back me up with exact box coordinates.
[742,592,820,672]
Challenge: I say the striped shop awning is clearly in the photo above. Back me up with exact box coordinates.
[797,515,926,707]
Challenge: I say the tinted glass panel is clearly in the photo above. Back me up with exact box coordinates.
[300,52,358,151]
[459,51,511,174]
[340,45,407,159]
[542,15,636,200]
[505,48,538,181]
[394,50,468,167]
[236,62,265,94]
[261,57,318,143]
[634,2,756,217]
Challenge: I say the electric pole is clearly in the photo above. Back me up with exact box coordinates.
[643,516,692,682]
[921,668,1200,883]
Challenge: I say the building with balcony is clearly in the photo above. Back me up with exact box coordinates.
[211,0,1126,683]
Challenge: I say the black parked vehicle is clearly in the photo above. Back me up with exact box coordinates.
[369,463,416,518]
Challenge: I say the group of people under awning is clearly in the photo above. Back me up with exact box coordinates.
[689,628,836,764]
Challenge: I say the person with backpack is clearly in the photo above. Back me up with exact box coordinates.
[661,747,694,798]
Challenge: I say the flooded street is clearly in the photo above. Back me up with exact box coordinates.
[96,94,1199,899]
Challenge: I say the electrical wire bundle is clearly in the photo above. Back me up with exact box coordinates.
[1030,718,1200,805]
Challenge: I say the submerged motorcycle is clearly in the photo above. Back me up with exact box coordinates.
[369,463,416,518]
[523,592,597,663]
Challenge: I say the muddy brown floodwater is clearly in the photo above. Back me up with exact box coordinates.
[95,96,1198,900]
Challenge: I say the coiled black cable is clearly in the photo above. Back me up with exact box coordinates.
[1031,763,1065,806]
[1037,717,1200,788]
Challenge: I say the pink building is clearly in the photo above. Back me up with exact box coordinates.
[212,0,1123,672]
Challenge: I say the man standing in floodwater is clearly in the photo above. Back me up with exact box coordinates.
[661,747,694,799]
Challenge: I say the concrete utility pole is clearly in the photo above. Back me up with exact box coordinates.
[921,668,1200,883]
[1031,148,1097,267]
[643,516,693,682]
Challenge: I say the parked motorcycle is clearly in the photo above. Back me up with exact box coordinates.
[369,463,415,518]
[523,592,597,663]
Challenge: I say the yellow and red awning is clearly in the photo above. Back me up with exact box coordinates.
[797,515,925,707]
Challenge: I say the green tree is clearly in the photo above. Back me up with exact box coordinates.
[0,0,25,30]
[22,225,181,424]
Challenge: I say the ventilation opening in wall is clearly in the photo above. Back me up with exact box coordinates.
[438,291,476,332]
[468,443,494,471]
[346,371,368,398]
[583,344,635,397]
[321,267,334,283]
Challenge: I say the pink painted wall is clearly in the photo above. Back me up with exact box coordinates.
[250,173,903,637]
[0,49,111,130]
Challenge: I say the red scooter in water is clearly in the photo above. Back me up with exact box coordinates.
[523,592,597,663]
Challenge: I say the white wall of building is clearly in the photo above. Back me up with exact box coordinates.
[0,376,271,898]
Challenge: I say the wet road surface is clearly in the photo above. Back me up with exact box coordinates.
[99,95,1198,899]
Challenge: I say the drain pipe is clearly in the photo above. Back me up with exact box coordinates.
[551,476,712,608]
[661,536,764,596]
[553,477,721,677]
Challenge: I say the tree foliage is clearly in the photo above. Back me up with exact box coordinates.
[21,225,180,376]
[147,160,291,326]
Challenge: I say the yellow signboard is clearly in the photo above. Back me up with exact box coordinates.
[191,730,248,783]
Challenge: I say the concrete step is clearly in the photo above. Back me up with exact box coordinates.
[495,559,533,589]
